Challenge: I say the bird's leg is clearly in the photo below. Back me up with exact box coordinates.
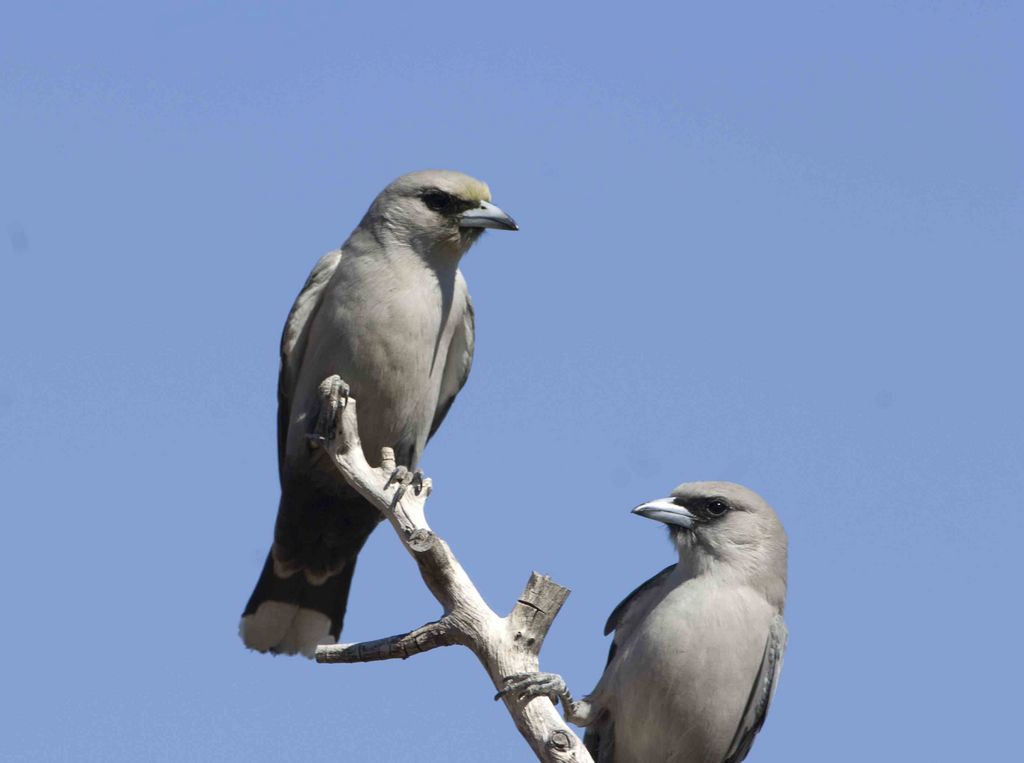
[496,673,595,728]
[307,376,350,446]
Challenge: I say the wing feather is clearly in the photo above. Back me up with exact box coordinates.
[586,564,675,761]
[724,614,788,763]
[603,564,676,637]
[276,250,342,472]
[428,285,474,440]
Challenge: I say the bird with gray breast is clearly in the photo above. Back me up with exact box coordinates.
[240,170,518,657]
[501,481,788,763]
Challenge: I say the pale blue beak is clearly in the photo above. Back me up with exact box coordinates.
[632,498,697,529]
[458,200,518,231]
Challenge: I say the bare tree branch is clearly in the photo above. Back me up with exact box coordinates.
[315,620,455,664]
[312,376,593,763]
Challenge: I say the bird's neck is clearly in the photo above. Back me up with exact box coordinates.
[673,547,786,612]
[673,545,711,583]
[412,230,480,271]
[353,225,464,283]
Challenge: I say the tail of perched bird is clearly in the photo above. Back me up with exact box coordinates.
[239,552,355,657]
[240,482,381,657]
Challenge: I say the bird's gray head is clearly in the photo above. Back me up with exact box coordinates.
[360,170,517,260]
[633,481,787,609]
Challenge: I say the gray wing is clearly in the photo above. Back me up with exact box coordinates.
[276,249,342,472]
[604,564,676,637]
[583,564,676,761]
[428,286,474,440]
[724,614,788,763]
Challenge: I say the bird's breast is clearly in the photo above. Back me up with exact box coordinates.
[290,257,461,467]
[604,581,777,762]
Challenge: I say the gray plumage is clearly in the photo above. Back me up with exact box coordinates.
[502,481,787,762]
[240,170,517,657]
[587,482,788,762]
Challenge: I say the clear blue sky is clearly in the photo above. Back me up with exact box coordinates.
[2,2,1021,760]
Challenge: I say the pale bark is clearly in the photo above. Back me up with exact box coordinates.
[313,376,592,763]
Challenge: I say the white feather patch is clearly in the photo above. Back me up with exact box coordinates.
[239,601,336,658]
[240,601,299,652]
[277,608,336,658]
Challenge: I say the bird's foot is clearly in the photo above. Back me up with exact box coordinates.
[307,376,350,446]
[497,671,567,704]
[385,466,425,503]
[495,673,593,726]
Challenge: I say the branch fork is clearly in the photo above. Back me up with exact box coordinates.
[312,376,592,763]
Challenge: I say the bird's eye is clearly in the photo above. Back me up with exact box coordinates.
[421,190,456,214]
[706,499,730,517]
